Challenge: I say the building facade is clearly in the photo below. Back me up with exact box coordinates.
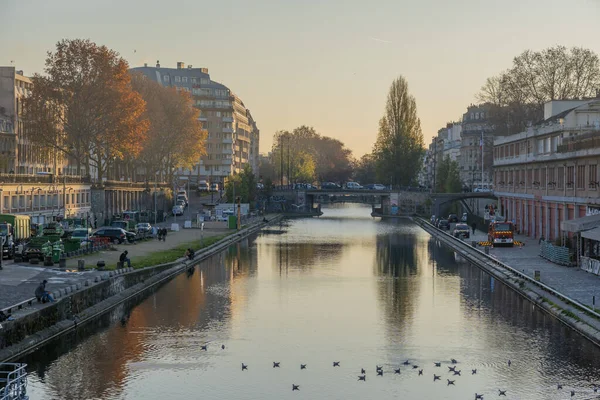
[0,66,62,175]
[130,61,260,186]
[493,99,600,241]
[460,105,493,189]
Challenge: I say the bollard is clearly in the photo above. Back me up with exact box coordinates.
[78,259,85,271]
[471,241,477,248]
[534,270,541,281]
[484,246,490,255]
[594,296,596,307]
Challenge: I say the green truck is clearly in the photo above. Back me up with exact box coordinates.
[23,222,65,262]
[0,214,31,259]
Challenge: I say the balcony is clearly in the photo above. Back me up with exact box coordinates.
[222,148,233,154]
[222,116,233,123]
[222,137,233,144]
[557,131,600,153]
[223,127,233,133]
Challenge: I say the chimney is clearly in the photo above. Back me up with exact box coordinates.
[156,60,160,68]
[177,62,185,69]
[144,63,148,67]
[188,65,192,69]
[16,70,23,76]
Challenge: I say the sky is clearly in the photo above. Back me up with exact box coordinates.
[2,0,599,158]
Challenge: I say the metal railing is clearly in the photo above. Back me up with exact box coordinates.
[416,218,600,320]
[0,298,36,318]
[0,363,28,400]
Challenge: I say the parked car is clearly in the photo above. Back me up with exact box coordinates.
[345,182,362,190]
[70,227,92,242]
[372,184,386,190]
[136,223,152,234]
[172,205,184,216]
[448,213,459,223]
[176,194,188,207]
[198,180,209,192]
[437,219,450,230]
[217,209,235,222]
[176,199,186,209]
[452,223,470,238]
[321,182,340,190]
[461,213,468,222]
[91,227,136,244]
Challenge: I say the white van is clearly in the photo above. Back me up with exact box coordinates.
[198,180,209,192]
[345,182,363,190]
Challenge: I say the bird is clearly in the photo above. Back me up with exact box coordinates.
[376,365,383,372]
[221,345,225,350]
[433,374,441,381]
[333,361,340,367]
[507,360,511,366]
[453,370,461,376]
[448,366,457,372]
[292,384,299,391]
[200,345,208,351]
[418,369,423,376]
[447,379,455,386]
[412,365,419,369]
[361,368,366,374]
[557,384,563,389]
[451,358,458,364]
[498,390,507,396]
[377,370,383,376]
[472,369,477,375]
[394,368,401,374]
[273,362,280,368]
[403,360,410,365]
[571,390,575,397]
[241,363,248,371]
[475,394,484,399]
[434,362,441,367]
[358,375,366,381]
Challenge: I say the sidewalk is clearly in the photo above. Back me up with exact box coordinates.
[0,221,231,310]
[452,223,600,309]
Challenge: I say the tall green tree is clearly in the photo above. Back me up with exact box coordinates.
[435,155,461,193]
[225,164,257,205]
[373,76,424,187]
[354,153,377,184]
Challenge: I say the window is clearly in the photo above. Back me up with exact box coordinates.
[40,195,46,207]
[590,165,598,188]
[200,78,210,85]
[71,193,75,204]
[182,77,188,83]
[33,195,39,207]
[77,193,81,204]
[163,75,170,82]
[191,78,197,84]
[533,168,539,185]
[175,76,181,82]
[480,112,485,118]
[527,169,532,187]
[567,166,575,188]
[558,166,564,189]
[577,165,586,189]
[19,195,24,208]
[548,167,555,186]
[475,112,480,119]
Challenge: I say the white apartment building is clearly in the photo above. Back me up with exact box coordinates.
[130,61,260,186]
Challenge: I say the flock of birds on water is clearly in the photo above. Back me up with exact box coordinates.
[196,344,598,398]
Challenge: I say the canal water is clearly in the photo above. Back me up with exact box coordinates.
[22,204,600,399]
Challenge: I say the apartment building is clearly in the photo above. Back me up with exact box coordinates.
[130,61,260,186]
[459,105,494,189]
[493,99,600,241]
[0,67,60,174]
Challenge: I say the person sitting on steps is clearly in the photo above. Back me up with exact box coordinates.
[119,250,132,268]
[185,248,195,260]
[35,280,55,303]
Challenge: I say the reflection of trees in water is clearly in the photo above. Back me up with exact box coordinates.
[375,232,423,337]
[22,237,260,400]
[457,264,600,373]
[266,239,345,273]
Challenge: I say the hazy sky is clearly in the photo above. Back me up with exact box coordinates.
[2,0,599,157]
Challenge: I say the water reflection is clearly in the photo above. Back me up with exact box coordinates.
[21,205,600,400]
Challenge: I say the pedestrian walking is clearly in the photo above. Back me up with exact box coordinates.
[162,227,168,242]
[471,222,477,234]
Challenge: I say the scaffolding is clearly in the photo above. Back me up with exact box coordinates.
[0,363,28,400]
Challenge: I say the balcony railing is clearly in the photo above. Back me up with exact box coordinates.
[557,136,600,153]
[0,174,90,184]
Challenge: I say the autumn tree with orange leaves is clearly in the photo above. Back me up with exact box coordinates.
[130,73,207,183]
[24,39,148,182]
